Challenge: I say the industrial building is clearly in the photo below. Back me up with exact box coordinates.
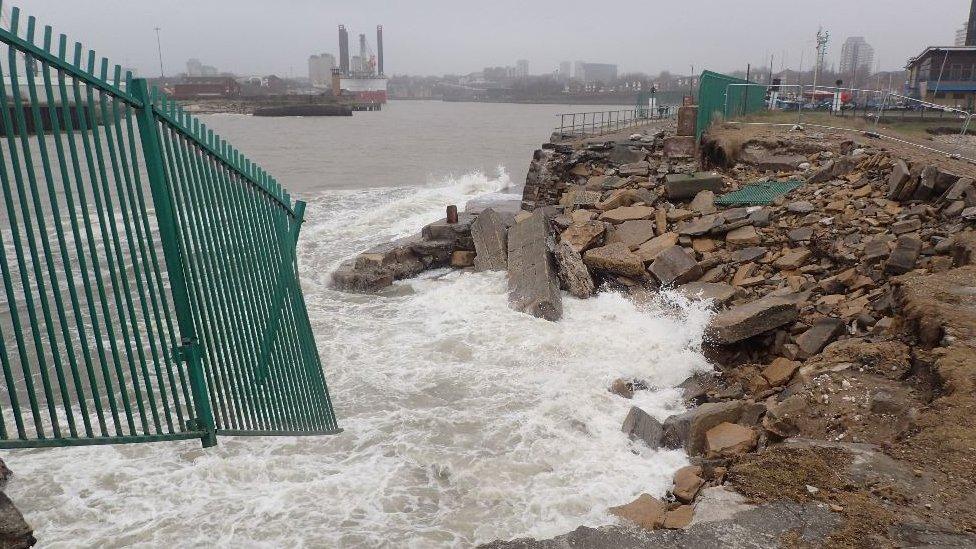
[906,0,976,109]
[332,24,388,103]
[308,53,336,88]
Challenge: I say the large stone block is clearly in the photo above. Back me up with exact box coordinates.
[663,136,696,159]
[706,296,799,345]
[507,209,563,321]
[676,105,698,137]
[471,208,509,271]
[665,172,724,200]
[884,235,922,275]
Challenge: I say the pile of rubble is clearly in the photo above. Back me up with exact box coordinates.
[332,115,976,545]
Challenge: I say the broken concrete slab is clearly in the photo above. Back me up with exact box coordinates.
[560,221,605,254]
[637,232,680,263]
[507,209,563,321]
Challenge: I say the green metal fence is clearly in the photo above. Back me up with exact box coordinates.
[695,70,768,141]
[0,3,338,449]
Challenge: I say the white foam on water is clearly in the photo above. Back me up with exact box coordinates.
[4,170,714,548]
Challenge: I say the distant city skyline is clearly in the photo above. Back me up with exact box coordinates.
[18,0,971,78]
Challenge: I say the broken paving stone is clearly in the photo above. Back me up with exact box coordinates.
[706,297,799,345]
[788,226,814,243]
[615,220,657,250]
[773,248,812,271]
[672,465,705,504]
[787,201,815,214]
[621,406,664,448]
[732,247,768,263]
[608,494,666,531]
[637,232,679,263]
[891,218,922,235]
[884,235,923,275]
[679,216,722,237]
[796,317,847,357]
[650,246,702,286]
[705,422,758,458]
[690,190,717,214]
[675,282,735,305]
[583,243,646,278]
[762,357,800,387]
[560,221,605,254]
[600,205,654,224]
[725,225,761,248]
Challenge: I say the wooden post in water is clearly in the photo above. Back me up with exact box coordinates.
[446,205,459,224]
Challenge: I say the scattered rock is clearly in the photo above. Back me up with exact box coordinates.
[665,172,724,200]
[675,282,735,305]
[662,505,695,530]
[600,205,655,224]
[662,400,747,455]
[725,225,760,248]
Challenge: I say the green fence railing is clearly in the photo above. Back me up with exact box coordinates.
[0,3,338,449]
[695,70,768,141]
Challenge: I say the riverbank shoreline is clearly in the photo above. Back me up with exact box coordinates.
[332,115,976,547]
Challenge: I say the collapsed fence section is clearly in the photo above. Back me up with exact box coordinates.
[0,2,338,449]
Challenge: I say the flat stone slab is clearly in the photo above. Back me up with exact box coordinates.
[706,296,799,345]
[507,209,562,321]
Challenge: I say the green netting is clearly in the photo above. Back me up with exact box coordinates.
[695,70,768,141]
[715,180,803,206]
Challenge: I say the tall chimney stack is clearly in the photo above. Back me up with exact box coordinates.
[968,0,976,46]
[377,25,384,76]
[338,25,349,75]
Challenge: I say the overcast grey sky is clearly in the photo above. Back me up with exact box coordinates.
[16,1,971,78]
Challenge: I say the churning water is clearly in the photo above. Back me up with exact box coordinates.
[4,102,712,547]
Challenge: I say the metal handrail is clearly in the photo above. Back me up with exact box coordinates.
[554,107,676,138]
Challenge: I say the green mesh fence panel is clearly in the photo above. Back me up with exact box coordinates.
[695,70,768,141]
[715,180,803,206]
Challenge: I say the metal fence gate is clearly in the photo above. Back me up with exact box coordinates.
[696,70,768,141]
[0,3,338,449]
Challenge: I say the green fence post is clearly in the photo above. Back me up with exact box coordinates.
[130,78,217,448]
